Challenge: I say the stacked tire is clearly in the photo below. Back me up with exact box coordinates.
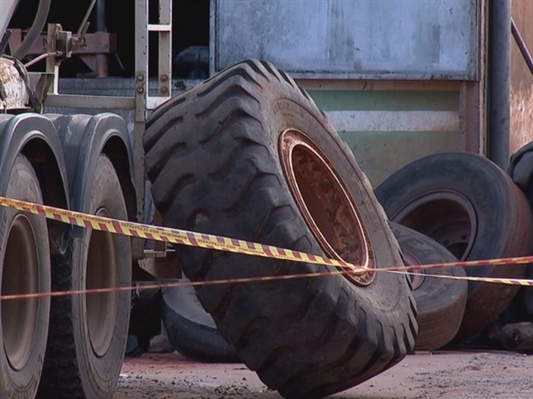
[390,223,467,350]
[376,152,533,343]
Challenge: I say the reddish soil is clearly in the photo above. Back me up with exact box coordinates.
[114,350,533,399]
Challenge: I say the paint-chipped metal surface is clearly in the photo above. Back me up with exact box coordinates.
[0,56,29,111]
[510,0,533,154]
[211,0,479,80]
[510,87,533,154]
[307,87,461,186]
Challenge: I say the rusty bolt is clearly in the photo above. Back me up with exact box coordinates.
[160,86,169,94]
[137,74,145,82]
[160,74,169,82]
[136,86,144,93]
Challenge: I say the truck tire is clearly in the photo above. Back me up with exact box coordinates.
[375,152,533,342]
[391,223,467,351]
[504,143,533,323]
[162,278,238,362]
[0,154,50,399]
[38,155,131,399]
[144,59,417,398]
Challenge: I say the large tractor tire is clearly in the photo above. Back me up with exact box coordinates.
[0,154,51,399]
[375,152,533,342]
[38,154,131,399]
[391,223,467,351]
[144,59,417,398]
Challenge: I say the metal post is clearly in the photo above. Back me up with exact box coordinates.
[131,0,149,259]
[488,0,511,169]
[131,0,173,259]
[158,0,172,98]
[511,19,533,77]
[95,0,108,76]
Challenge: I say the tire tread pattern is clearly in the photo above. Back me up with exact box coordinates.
[144,59,416,398]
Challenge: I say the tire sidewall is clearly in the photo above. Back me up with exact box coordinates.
[375,153,531,271]
[267,95,410,315]
[71,155,131,397]
[391,223,467,350]
[0,155,50,399]
[391,223,466,312]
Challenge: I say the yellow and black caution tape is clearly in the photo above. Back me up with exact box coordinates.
[0,197,366,271]
[0,195,533,302]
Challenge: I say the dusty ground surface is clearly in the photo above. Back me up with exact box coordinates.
[114,350,533,399]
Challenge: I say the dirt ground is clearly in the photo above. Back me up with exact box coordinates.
[113,350,533,399]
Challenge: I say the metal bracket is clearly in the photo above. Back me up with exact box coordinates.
[132,0,173,262]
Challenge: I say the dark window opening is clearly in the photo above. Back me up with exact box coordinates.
[8,0,210,78]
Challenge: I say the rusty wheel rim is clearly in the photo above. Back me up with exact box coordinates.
[279,129,375,286]
[391,191,477,261]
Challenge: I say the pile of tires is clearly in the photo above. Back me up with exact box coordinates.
[159,151,533,354]
[375,152,533,346]
[140,57,533,397]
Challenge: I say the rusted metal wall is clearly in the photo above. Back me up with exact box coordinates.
[510,0,533,154]
[211,0,479,80]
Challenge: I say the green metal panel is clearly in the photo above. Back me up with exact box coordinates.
[309,90,459,111]
[340,131,460,187]
[308,89,460,187]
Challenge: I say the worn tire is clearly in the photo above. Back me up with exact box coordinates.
[0,154,50,399]
[38,155,131,399]
[375,152,533,342]
[391,223,467,351]
[144,59,417,398]
[504,144,533,323]
[162,278,239,362]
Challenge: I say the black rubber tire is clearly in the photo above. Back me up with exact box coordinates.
[0,154,51,399]
[390,223,467,351]
[162,278,239,362]
[38,155,131,399]
[504,144,533,323]
[508,141,533,199]
[375,152,533,342]
[126,283,163,357]
[144,59,417,398]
